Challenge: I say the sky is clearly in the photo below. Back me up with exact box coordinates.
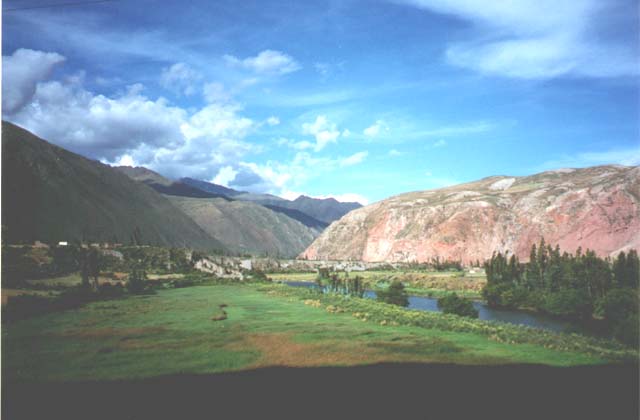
[2,0,639,205]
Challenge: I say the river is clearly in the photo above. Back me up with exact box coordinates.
[283,281,581,333]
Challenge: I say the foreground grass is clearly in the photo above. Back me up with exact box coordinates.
[3,283,634,383]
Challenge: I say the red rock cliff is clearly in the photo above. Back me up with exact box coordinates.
[300,165,640,263]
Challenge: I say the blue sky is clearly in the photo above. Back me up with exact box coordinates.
[3,0,639,204]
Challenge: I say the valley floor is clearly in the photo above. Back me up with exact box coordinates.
[3,282,639,419]
[2,283,631,384]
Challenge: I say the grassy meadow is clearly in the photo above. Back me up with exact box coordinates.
[4,281,635,383]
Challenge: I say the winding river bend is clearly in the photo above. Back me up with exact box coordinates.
[283,281,580,334]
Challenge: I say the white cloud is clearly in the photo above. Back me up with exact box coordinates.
[292,140,315,150]
[159,62,201,96]
[266,116,280,126]
[3,49,261,181]
[395,0,638,79]
[277,138,315,150]
[2,48,66,115]
[389,149,403,156]
[224,49,301,75]
[180,103,253,141]
[301,115,342,151]
[203,82,231,103]
[340,151,368,167]
[106,153,138,167]
[410,122,494,139]
[233,151,354,196]
[212,165,238,187]
[342,129,351,138]
[8,79,188,160]
[363,120,389,138]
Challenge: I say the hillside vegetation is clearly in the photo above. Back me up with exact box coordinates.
[168,196,320,258]
[1,121,223,251]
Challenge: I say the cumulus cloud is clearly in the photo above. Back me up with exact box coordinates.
[388,149,403,156]
[395,0,638,79]
[340,151,368,167]
[363,120,389,138]
[3,49,259,181]
[181,103,253,141]
[223,49,301,75]
[231,149,370,197]
[301,115,342,151]
[212,166,238,186]
[9,80,187,160]
[159,62,202,96]
[2,48,66,115]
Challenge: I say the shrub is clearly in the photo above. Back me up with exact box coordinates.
[98,283,125,298]
[376,280,409,307]
[598,288,639,345]
[437,293,479,318]
[542,289,592,319]
[599,288,639,324]
[482,283,511,307]
[127,267,148,294]
[613,313,639,346]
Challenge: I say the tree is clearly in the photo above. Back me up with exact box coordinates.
[627,250,640,289]
[127,265,148,294]
[525,243,541,290]
[377,280,409,307]
[438,293,479,318]
[542,288,592,319]
[87,247,100,290]
[599,288,639,345]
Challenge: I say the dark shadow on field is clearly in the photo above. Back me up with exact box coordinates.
[3,363,638,420]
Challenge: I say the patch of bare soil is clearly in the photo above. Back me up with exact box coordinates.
[228,333,386,368]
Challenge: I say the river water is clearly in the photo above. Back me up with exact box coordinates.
[283,281,579,333]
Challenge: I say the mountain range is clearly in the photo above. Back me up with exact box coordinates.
[2,121,358,257]
[301,165,640,262]
[4,120,638,262]
[1,121,223,250]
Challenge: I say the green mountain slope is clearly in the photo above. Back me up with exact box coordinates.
[167,195,320,257]
[1,121,224,251]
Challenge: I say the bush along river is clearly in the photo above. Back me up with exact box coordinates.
[282,281,582,334]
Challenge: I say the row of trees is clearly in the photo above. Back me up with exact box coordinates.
[482,239,639,344]
[315,268,366,298]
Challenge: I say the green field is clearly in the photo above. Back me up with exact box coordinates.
[4,282,634,383]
